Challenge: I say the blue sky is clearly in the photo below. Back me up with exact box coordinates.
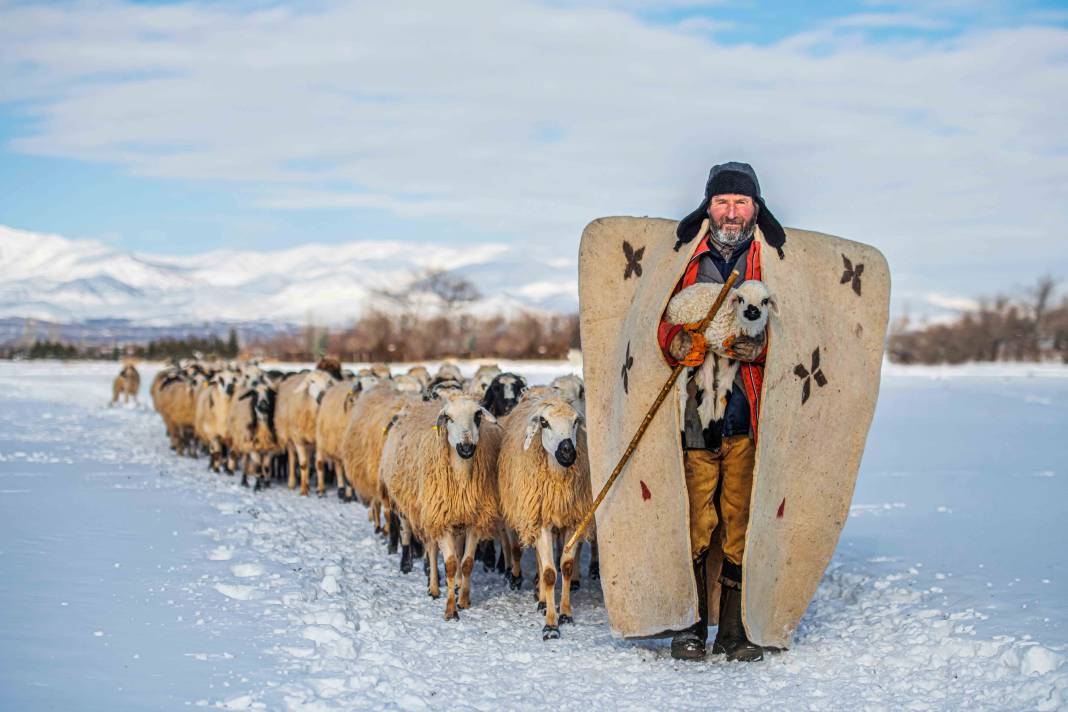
[1,0,1066,316]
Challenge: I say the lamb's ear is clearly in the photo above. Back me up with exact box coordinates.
[238,391,254,401]
[436,411,449,433]
[479,407,497,424]
[523,415,541,451]
[767,293,780,316]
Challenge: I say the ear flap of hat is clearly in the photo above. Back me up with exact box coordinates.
[755,197,787,259]
[674,198,710,251]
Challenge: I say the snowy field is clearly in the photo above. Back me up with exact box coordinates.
[1,360,1066,711]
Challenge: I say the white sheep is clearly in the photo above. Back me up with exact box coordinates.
[194,369,239,473]
[496,395,591,639]
[378,393,501,620]
[275,367,337,496]
[665,279,776,449]
[339,383,419,544]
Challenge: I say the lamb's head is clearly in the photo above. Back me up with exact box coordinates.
[481,372,528,416]
[436,394,497,460]
[730,280,778,337]
[524,397,583,469]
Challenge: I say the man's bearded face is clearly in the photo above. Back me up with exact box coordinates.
[707,194,757,246]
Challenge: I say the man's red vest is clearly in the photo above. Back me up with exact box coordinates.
[656,236,765,440]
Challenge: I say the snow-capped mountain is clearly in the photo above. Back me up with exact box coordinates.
[0,225,580,326]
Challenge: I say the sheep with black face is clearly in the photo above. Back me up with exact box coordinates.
[480,372,528,417]
[224,379,279,489]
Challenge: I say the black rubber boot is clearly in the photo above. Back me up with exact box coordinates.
[711,563,764,662]
[671,555,708,661]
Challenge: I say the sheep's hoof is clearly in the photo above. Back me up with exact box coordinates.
[253,479,263,492]
[537,601,546,613]
[317,490,326,498]
[570,580,580,591]
[559,614,574,625]
[445,609,459,621]
[374,526,383,535]
[542,625,560,640]
[399,546,413,574]
[387,541,398,555]
[508,574,522,591]
[240,474,249,488]
[428,588,440,599]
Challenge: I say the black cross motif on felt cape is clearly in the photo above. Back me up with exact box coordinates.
[793,347,828,405]
[621,341,634,394]
[840,254,864,296]
[622,241,645,280]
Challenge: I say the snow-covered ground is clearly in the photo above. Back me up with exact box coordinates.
[0,360,1065,711]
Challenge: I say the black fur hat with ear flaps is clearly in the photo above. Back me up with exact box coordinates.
[674,161,787,258]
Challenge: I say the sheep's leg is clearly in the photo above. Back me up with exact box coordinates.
[312,447,325,496]
[399,516,413,574]
[458,528,478,610]
[507,529,523,590]
[286,445,297,490]
[496,528,509,575]
[372,500,383,534]
[536,527,560,638]
[338,462,353,502]
[439,535,460,620]
[426,539,441,598]
[589,538,600,580]
[296,443,311,496]
[559,527,577,624]
[226,451,237,474]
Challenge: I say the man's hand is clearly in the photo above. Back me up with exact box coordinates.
[670,329,707,366]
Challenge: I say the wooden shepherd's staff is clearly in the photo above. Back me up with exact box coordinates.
[564,269,740,555]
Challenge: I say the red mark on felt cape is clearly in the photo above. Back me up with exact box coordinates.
[777,498,785,518]
[640,481,651,501]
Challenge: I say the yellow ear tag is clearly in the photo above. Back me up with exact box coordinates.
[433,425,439,431]
[202,381,209,388]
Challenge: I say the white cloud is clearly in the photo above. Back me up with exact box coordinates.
[1,0,1066,318]
[924,292,981,312]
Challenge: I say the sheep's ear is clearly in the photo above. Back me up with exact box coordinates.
[436,411,449,432]
[523,416,541,451]
[767,293,780,315]
[479,407,497,424]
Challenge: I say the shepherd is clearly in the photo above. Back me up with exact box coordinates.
[659,162,781,661]
[577,162,889,660]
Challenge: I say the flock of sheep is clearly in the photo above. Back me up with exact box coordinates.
[136,357,596,639]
